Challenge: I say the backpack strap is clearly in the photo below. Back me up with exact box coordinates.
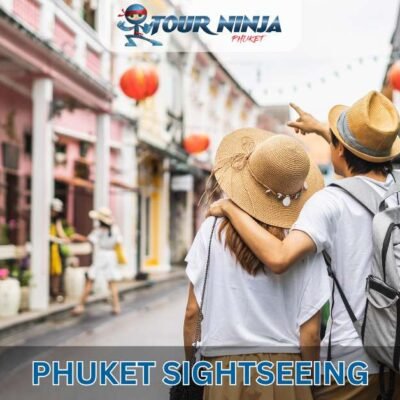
[324,178,381,360]
[323,250,359,361]
[379,182,400,211]
[323,251,357,323]
[329,177,382,216]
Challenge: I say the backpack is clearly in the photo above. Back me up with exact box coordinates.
[323,172,400,400]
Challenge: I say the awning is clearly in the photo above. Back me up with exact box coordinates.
[138,138,188,163]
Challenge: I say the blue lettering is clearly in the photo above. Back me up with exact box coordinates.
[324,361,345,386]
[238,361,257,386]
[295,361,313,385]
[347,361,368,386]
[99,361,118,386]
[177,16,195,33]
[241,16,259,33]
[257,16,270,33]
[52,361,74,386]
[163,16,179,33]
[162,361,182,386]
[267,16,282,33]
[150,16,165,34]
[192,361,213,385]
[277,361,294,385]
[234,16,243,33]
[256,361,275,386]
[138,361,156,386]
[193,16,217,35]
[217,16,235,32]
[32,361,51,386]
[314,361,322,386]
[120,362,137,386]
[76,361,97,386]
[215,361,236,385]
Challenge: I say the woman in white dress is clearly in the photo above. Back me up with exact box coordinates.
[72,207,122,315]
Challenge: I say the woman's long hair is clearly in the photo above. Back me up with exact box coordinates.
[203,174,285,276]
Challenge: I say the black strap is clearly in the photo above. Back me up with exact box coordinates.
[323,250,358,362]
[323,251,357,323]
[327,276,335,361]
[191,217,218,363]
[377,364,395,400]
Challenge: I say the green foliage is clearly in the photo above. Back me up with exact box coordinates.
[7,262,32,287]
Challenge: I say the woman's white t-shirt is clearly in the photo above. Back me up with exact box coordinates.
[186,217,330,357]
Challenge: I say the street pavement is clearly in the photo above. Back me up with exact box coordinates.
[0,277,189,400]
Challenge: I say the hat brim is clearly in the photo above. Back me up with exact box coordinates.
[214,129,325,229]
[89,210,113,225]
[329,105,400,162]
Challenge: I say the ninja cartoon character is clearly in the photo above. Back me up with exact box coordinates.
[117,4,162,47]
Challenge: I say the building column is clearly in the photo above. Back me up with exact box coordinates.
[39,1,55,40]
[30,78,53,311]
[95,114,110,210]
[159,158,171,271]
[184,179,195,250]
[118,128,138,279]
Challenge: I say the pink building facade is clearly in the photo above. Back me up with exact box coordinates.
[0,0,137,310]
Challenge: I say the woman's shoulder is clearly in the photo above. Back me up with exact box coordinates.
[199,216,221,237]
[190,217,221,249]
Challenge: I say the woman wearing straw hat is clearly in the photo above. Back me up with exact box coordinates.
[72,207,122,316]
[183,128,330,399]
[208,91,400,398]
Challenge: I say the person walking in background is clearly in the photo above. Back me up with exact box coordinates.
[183,128,330,400]
[49,198,70,303]
[72,207,123,316]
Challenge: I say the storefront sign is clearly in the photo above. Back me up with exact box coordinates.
[171,175,194,192]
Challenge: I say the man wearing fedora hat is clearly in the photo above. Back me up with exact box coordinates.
[208,91,400,398]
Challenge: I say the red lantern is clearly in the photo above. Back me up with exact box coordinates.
[144,67,159,97]
[183,134,210,154]
[388,61,400,91]
[119,66,159,101]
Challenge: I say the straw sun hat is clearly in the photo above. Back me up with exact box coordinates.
[89,207,114,226]
[213,128,324,229]
[329,91,400,162]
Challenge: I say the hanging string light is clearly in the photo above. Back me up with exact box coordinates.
[256,53,387,96]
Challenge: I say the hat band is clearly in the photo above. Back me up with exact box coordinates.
[337,112,391,157]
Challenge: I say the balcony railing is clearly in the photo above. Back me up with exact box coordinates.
[5,0,110,82]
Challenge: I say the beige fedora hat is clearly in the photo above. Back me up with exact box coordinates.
[89,207,114,226]
[214,128,324,229]
[329,91,400,162]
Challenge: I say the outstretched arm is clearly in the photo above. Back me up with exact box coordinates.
[208,200,316,274]
[287,103,331,144]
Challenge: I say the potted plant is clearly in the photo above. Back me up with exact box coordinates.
[19,269,32,312]
[9,259,32,312]
[0,267,21,317]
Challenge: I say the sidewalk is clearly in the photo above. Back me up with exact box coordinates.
[0,268,186,342]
